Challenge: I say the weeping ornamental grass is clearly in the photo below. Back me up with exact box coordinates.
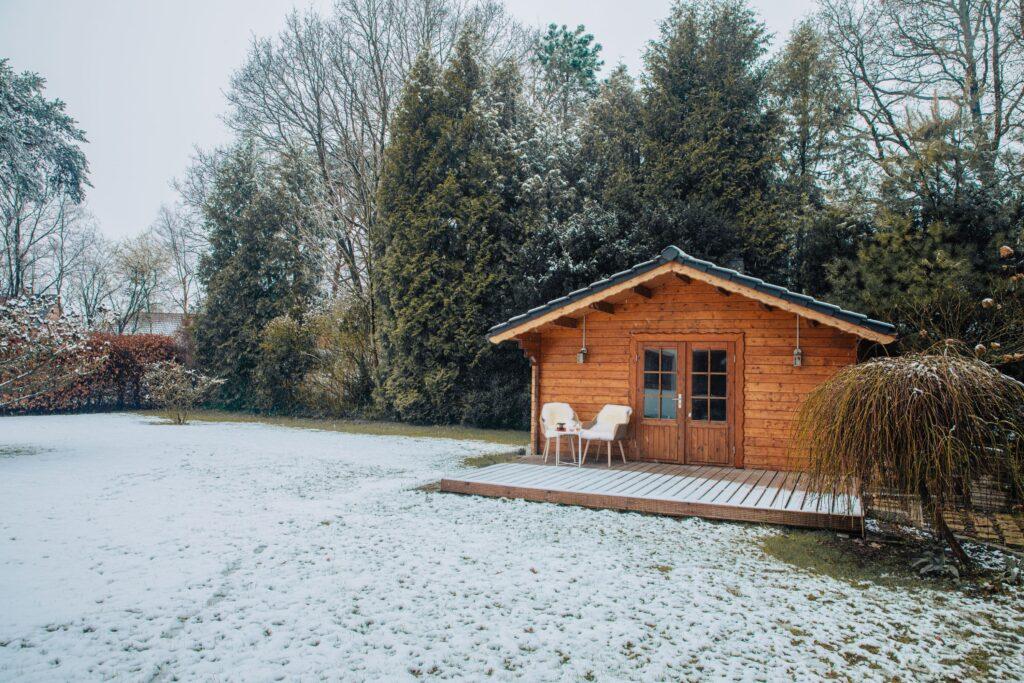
[792,347,1024,565]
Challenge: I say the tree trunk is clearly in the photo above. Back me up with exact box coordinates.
[919,480,974,569]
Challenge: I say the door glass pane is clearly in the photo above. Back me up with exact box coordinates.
[644,350,659,371]
[644,372,659,390]
[661,349,676,372]
[661,396,677,419]
[643,392,660,418]
[710,374,727,397]
[692,374,708,397]
[692,349,708,372]
[710,350,728,373]
[710,399,727,421]
[691,399,708,421]
[662,372,676,392]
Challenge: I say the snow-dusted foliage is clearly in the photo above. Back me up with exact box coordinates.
[0,295,103,410]
[142,361,223,424]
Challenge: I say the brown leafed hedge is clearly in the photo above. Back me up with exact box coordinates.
[5,333,181,414]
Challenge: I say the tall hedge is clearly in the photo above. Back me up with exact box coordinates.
[3,333,180,414]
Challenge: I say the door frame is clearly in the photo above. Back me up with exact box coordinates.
[629,332,745,468]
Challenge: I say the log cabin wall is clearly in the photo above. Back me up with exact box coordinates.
[531,276,857,471]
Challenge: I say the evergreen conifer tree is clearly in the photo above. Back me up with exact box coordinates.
[638,0,785,278]
[194,142,316,408]
[375,35,529,427]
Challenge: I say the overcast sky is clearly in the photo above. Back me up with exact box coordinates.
[0,0,816,240]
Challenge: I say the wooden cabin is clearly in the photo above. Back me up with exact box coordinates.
[488,246,896,472]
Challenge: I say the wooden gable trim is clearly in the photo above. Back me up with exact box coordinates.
[488,261,896,345]
[666,263,896,344]
[488,263,679,343]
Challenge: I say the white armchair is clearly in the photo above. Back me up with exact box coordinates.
[540,402,581,465]
[579,404,632,467]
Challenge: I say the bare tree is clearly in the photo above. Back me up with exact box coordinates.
[109,231,167,334]
[224,0,531,378]
[152,203,203,314]
[67,234,118,328]
[819,0,1024,184]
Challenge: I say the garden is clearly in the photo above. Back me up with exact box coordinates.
[1,413,1022,680]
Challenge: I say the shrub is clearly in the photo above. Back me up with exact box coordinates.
[791,345,1024,567]
[143,361,223,424]
[301,302,376,416]
[254,315,315,413]
[4,331,180,413]
[0,296,106,411]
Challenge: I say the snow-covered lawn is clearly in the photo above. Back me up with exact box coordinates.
[1,414,1021,680]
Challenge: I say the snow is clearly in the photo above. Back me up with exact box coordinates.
[1,413,1022,680]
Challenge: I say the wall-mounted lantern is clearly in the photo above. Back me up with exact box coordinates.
[577,315,588,364]
[793,314,803,368]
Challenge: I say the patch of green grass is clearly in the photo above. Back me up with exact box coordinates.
[759,529,940,590]
[137,409,529,447]
[461,451,524,468]
[962,647,994,677]
[0,446,44,458]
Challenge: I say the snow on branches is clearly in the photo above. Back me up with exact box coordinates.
[0,295,106,410]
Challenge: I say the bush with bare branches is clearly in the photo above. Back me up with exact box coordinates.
[791,344,1024,567]
[143,361,222,425]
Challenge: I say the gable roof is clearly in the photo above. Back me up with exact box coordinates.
[132,311,186,336]
[488,246,897,345]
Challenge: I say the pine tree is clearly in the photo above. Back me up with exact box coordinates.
[638,0,784,278]
[194,142,316,408]
[531,23,603,134]
[375,36,529,427]
[516,28,618,306]
[772,20,860,295]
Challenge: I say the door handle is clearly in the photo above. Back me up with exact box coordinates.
[676,393,683,409]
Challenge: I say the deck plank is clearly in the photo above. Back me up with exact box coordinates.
[736,469,776,507]
[438,460,862,532]
[641,472,689,499]
[663,466,717,500]
[704,468,755,504]
[554,467,632,494]
[719,468,767,505]
[579,464,657,494]
[602,465,667,496]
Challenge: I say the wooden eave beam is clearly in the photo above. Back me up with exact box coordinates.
[516,333,540,361]
[674,273,692,284]
[550,316,577,329]
[760,303,775,312]
[717,287,732,296]
[487,262,677,343]
[589,301,615,315]
[632,285,652,299]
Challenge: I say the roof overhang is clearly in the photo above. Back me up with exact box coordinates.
[488,247,897,345]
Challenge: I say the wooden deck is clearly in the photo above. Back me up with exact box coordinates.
[440,458,863,532]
